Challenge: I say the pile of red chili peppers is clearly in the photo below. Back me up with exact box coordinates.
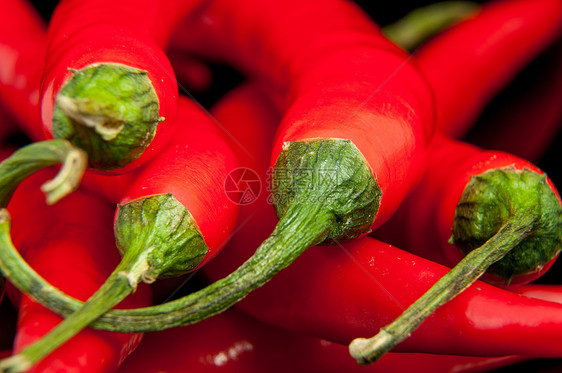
[1,0,562,372]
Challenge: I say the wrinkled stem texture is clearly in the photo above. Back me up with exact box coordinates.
[0,139,87,206]
[0,247,148,372]
[0,203,332,332]
[349,213,536,365]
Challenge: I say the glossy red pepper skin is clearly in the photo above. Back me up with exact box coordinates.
[414,0,562,138]
[171,0,435,229]
[6,169,152,372]
[0,0,46,141]
[40,0,208,173]
[116,307,525,373]
[116,95,241,269]
[198,83,562,359]
[225,235,562,358]
[375,133,561,286]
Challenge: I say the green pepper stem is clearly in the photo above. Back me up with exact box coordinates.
[0,245,148,372]
[1,138,378,335]
[52,63,164,170]
[0,202,333,333]
[383,1,479,51]
[348,212,536,365]
[0,139,87,207]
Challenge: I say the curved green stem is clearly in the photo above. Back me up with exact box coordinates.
[0,202,333,333]
[0,139,378,336]
[348,213,536,365]
[0,252,141,373]
[383,1,480,51]
[0,139,87,206]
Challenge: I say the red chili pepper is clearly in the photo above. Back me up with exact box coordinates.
[413,0,562,138]
[39,0,209,172]
[376,133,562,287]
[2,0,433,336]
[195,83,562,362]
[516,284,562,304]
[0,0,46,142]
[349,131,562,363]
[0,93,241,369]
[115,307,527,373]
[227,235,562,359]
[465,38,562,163]
[4,169,152,373]
[90,0,434,327]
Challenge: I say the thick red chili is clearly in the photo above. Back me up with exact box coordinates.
[1,94,241,369]
[39,0,209,172]
[0,0,46,142]
[376,133,562,287]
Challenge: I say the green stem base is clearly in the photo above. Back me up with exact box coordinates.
[52,63,164,170]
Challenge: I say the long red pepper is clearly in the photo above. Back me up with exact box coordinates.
[6,81,562,365]
[75,0,433,327]
[413,0,562,138]
[349,134,562,363]
[0,0,433,337]
[3,169,152,373]
[185,82,562,361]
[116,307,526,373]
[39,0,208,172]
[0,0,46,142]
[229,235,562,358]
[376,132,562,287]
[0,94,241,370]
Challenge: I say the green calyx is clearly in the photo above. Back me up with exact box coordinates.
[114,193,209,280]
[271,139,381,244]
[52,63,164,171]
[451,167,562,282]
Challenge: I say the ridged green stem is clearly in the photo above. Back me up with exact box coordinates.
[0,139,379,333]
[0,249,144,373]
[0,139,87,207]
[348,213,536,365]
[0,202,332,333]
